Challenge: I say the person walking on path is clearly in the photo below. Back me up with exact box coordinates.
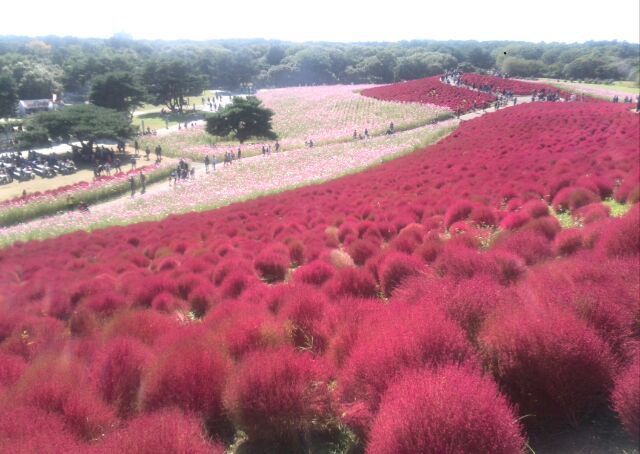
[134,140,139,157]
[212,154,217,171]
[129,175,135,197]
[140,171,146,194]
[145,147,151,161]
[237,147,242,160]
[130,155,136,170]
[205,155,210,173]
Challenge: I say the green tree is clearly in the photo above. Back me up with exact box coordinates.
[206,97,276,144]
[142,58,206,113]
[16,63,62,99]
[90,71,145,115]
[0,73,19,119]
[20,104,134,151]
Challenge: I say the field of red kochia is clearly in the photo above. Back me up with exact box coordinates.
[361,75,496,112]
[0,102,638,452]
[460,73,574,97]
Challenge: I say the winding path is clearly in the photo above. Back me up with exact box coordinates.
[0,93,535,245]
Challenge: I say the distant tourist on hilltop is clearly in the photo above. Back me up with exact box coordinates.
[129,175,135,197]
[140,171,146,194]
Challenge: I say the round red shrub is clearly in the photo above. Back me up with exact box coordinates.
[220,270,258,300]
[285,238,306,266]
[92,408,223,454]
[93,337,152,418]
[614,169,640,203]
[379,252,423,297]
[254,249,290,283]
[486,250,527,285]
[188,283,218,317]
[175,273,209,299]
[493,230,553,266]
[552,186,601,212]
[499,211,531,231]
[142,331,230,433]
[434,244,491,280]
[597,205,639,258]
[84,291,128,317]
[479,305,616,427]
[555,228,584,256]
[521,215,562,240]
[150,291,187,313]
[522,199,549,219]
[574,203,610,224]
[612,354,640,444]
[347,239,378,266]
[339,304,476,435]
[470,204,497,227]
[0,352,26,387]
[366,366,525,454]
[0,405,80,453]
[326,267,378,299]
[293,260,335,286]
[223,347,330,445]
[104,310,177,345]
[444,200,474,229]
[415,237,444,263]
[224,315,285,360]
[279,285,329,353]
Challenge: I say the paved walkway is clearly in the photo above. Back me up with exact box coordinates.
[50,93,539,213]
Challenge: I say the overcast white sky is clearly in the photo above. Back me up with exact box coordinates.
[3,0,639,43]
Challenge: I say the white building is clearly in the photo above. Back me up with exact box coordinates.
[17,99,55,117]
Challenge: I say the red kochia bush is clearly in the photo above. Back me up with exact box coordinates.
[521,199,549,219]
[366,366,525,454]
[92,408,224,454]
[0,405,80,453]
[14,354,116,441]
[223,347,330,445]
[434,243,490,280]
[293,260,335,286]
[552,186,601,212]
[596,205,639,258]
[0,352,27,387]
[277,285,329,353]
[499,211,531,231]
[470,204,497,226]
[347,239,378,266]
[339,304,476,435]
[187,283,218,317]
[574,202,610,224]
[142,331,230,433]
[444,200,474,229]
[254,248,290,283]
[378,252,423,297]
[479,305,616,427]
[493,230,553,266]
[326,267,378,299]
[93,337,152,418]
[555,228,584,256]
[612,354,640,443]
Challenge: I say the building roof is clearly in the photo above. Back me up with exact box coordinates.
[19,100,52,109]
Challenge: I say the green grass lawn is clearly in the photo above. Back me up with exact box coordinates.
[132,111,205,131]
[540,78,639,94]
[132,90,228,130]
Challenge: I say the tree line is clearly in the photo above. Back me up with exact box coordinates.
[0,35,638,119]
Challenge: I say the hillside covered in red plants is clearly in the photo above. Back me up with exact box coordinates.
[0,101,638,452]
[361,75,496,112]
[460,73,574,97]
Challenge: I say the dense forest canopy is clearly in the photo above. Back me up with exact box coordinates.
[0,35,637,103]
